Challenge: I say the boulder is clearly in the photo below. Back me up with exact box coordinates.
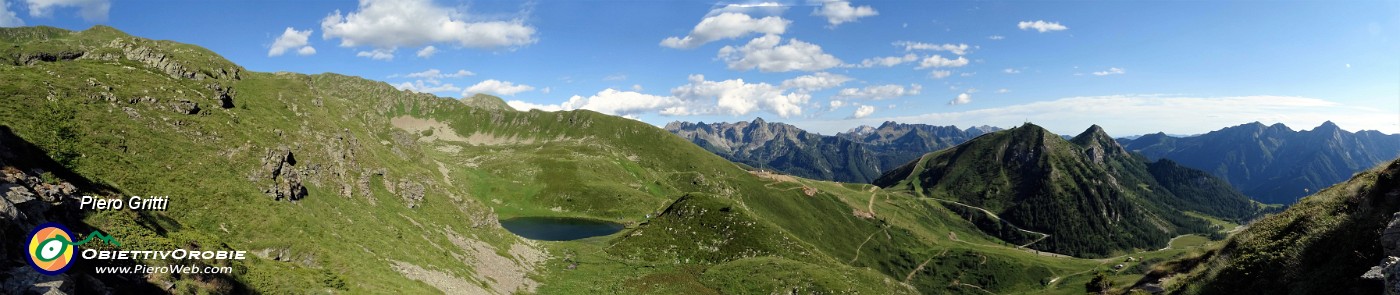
[1,266,73,295]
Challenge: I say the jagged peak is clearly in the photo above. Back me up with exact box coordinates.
[751,117,766,124]
[1070,124,1127,156]
[1317,120,1340,130]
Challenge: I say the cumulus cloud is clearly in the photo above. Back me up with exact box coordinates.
[719,35,843,72]
[1018,20,1067,33]
[850,104,875,118]
[835,84,921,100]
[929,70,952,79]
[1093,67,1126,76]
[893,41,970,55]
[416,46,437,58]
[0,0,23,27]
[269,27,316,57]
[510,74,812,118]
[508,88,686,116]
[660,12,790,49]
[988,35,1005,40]
[1003,68,1020,74]
[996,88,1011,93]
[780,72,852,91]
[356,49,394,61]
[952,93,974,106]
[853,53,917,68]
[25,0,108,21]
[949,92,971,105]
[829,100,845,109]
[673,74,811,117]
[321,0,536,51]
[813,0,877,27]
[916,55,968,69]
[465,79,535,96]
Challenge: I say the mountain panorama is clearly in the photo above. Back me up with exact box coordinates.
[1,1,1399,295]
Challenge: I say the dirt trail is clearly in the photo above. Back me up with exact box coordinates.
[848,228,888,264]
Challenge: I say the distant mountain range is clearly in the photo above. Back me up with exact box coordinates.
[664,118,997,183]
[1120,121,1400,204]
[874,123,1261,257]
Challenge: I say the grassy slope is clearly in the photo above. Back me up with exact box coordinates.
[0,26,1216,294]
[1161,158,1400,295]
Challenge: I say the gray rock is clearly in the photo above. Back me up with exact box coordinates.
[1382,213,1400,256]
[172,100,199,115]
[2,266,72,295]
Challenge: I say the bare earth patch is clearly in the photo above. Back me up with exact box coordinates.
[442,228,546,294]
[390,116,469,143]
[389,260,492,294]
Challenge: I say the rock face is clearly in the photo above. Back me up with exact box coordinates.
[260,146,306,201]
[1371,213,1400,294]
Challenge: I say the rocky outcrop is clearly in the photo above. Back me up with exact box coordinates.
[1367,212,1400,294]
[205,83,235,109]
[397,180,425,208]
[260,146,306,201]
[171,100,199,115]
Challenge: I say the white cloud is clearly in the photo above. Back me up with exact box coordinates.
[929,70,952,79]
[0,0,23,27]
[269,27,316,57]
[512,88,686,116]
[672,74,811,117]
[541,87,552,94]
[630,84,642,92]
[960,72,975,77]
[813,0,877,27]
[416,46,437,58]
[780,72,852,91]
[996,88,1010,94]
[988,35,1004,40]
[25,0,108,21]
[603,74,627,81]
[894,41,970,55]
[356,49,394,61]
[465,79,535,96]
[321,0,536,51]
[916,55,968,69]
[853,53,917,68]
[851,105,875,118]
[718,35,842,72]
[1093,67,1125,76]
[829,100,845,109]
[1003,68,1020,74]
[835,84,921,100]
[660,12,790,49]
[506,100,564,112]
[949,92,971,105]
[1018,20,1067,33]
[509,75,815,119]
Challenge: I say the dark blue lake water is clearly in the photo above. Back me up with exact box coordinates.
[499,217,625,241]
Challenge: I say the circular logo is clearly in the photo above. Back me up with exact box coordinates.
[26,222,75,275]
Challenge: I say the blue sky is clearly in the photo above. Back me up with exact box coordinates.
[4,0,1398,136]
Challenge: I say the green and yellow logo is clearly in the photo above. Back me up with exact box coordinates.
[26,222,120,275]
